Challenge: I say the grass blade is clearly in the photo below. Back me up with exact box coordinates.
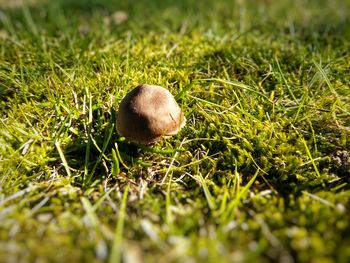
[313,60,336,95]
[55,141,72,177]
[203,77,273,103]
[109,185,129,263]
[221,169,259,223]
[111,149,120,176]
[174,82,195,101]
[166,174,173,226]
[275,57,298,102]
[198,171,216,210]
[302,139,321,178]
[84,89,93,184]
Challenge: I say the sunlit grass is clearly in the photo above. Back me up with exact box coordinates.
[0,0,350,262]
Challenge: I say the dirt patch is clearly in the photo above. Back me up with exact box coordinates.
[332,149,350,177]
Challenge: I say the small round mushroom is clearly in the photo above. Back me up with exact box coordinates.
[117,84,186,145]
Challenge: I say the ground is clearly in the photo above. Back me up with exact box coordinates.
[0,0,350,262]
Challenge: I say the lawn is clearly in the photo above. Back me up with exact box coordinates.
[0,0,350,262]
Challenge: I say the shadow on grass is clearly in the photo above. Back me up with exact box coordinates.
[52,106,144,186]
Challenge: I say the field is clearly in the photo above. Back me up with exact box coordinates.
[0,0,350,262]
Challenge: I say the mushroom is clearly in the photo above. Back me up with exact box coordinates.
[117,84,186,145]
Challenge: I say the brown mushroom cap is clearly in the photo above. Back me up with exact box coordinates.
[117,84,186,144]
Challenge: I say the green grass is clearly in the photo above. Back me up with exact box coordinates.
[1,0,350,262]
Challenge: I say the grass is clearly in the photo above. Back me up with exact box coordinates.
[0,0,350,262]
